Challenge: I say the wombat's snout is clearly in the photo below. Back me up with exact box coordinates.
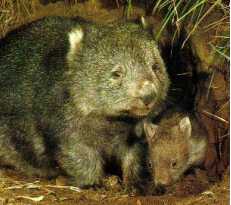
[155,184,166,195]
[139,81,156,106]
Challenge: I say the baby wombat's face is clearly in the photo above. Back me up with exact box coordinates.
[144,117,207,188]
[67,22,169,118]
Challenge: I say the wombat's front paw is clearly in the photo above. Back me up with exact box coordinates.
[57,143,105,188]
[102,175,122,192]
[121,143,148,195]
[62,174,103,189]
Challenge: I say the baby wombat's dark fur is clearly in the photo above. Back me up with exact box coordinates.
[0,16,169,190]
[143,111,208,188]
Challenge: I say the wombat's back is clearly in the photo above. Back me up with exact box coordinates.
[0,17,79,117]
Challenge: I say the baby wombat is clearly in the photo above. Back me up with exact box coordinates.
[143,111,208,188]
[0,16,169,190]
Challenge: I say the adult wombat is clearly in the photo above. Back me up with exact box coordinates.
[0,16,169,190]
[143,111,208,189]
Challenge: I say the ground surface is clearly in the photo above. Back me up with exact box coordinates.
[0,169,229,205]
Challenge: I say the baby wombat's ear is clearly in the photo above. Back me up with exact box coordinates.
[143,121,159,142]
[140,16,155,35]
[140,16,149,30]
[179,117,192,139]
[68,26,84,56]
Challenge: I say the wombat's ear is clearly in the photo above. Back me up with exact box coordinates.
[139,16,154,35]
[140,16,149,29]
[68,26,84,54]
[144,121,159,141]
[179,117,192,139]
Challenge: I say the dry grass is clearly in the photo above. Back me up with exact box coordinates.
[150,0,230,61]
[0,169,229,205]
[0,0,39,37]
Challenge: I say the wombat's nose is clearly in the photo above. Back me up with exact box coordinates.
[140,81,156,106]
[142,92,156,106]
[155,184,166,195]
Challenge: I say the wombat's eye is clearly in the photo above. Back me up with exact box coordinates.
[112,70,122,79]
[171,161,177,168]
[111,66,124,80]
[152,63,160,71]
